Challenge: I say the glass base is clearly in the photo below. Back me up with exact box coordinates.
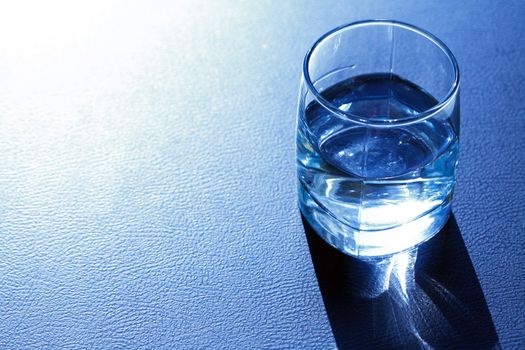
[298,183,451,258]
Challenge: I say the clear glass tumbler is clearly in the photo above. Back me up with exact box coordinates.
[297,20,460,257]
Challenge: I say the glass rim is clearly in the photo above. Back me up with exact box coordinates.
[303,20,460,127]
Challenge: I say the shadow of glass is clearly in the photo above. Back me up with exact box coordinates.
[303,214,500,349]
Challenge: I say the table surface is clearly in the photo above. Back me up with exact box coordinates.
[0,1,523,349]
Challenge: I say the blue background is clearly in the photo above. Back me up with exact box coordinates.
[0,1,523,348]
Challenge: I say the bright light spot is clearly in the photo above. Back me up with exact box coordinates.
[339,102,352,111]
[360,199,439,229]
[357,213,435,257]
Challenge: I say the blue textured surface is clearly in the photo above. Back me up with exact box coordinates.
[0,1,523,349]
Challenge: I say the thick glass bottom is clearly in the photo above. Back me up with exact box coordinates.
[298,183,451,258]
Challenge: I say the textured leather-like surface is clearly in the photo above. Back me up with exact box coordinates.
[0,1,523,349]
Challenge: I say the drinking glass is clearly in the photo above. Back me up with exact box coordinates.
[297,20,460,257]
